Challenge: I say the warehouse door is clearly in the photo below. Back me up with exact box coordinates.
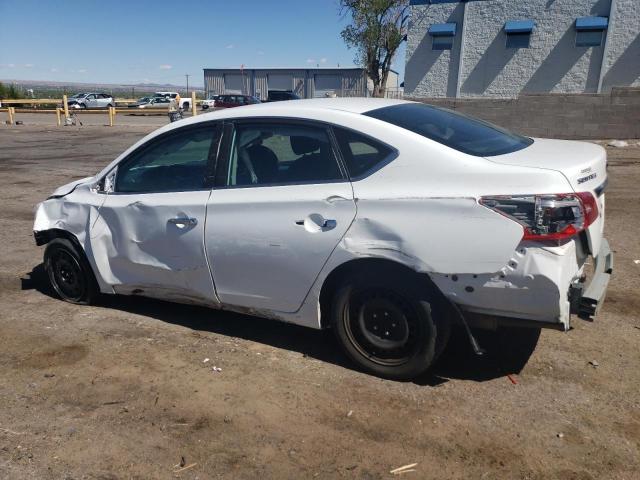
[224,74,245,94]
[268,74,293,92]
[314,74,341,98]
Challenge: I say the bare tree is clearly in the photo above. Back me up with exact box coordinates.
[340,0,409,98]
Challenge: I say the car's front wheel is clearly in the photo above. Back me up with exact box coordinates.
[331,271,440,380]
[44,238,98,305]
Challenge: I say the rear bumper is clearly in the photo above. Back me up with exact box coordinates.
[570,238,613,320]
[431,237,612,331]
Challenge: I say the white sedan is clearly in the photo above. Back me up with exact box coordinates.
[33,98,612,380]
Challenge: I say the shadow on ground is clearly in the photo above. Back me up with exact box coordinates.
[22,264,540,386]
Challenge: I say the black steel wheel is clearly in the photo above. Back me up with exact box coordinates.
[44,238,98,305]
[331,271,438,380]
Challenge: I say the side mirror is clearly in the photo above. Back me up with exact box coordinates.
[97,168,117,193]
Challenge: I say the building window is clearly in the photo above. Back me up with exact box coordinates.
[506,32,531,49]
[428,22,456,51]
[575,16,608,48]
[432,36,454,50]
[576,30,604,47]
[504,20,535,49]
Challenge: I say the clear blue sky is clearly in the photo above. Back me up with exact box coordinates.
[0,0,406,87]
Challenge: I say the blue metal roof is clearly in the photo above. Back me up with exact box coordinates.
[575,17,609,31]
[428,23,457,37]
[504,20,535,34]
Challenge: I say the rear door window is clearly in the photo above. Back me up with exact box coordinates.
[333,127,395,179]
[222,122,344,187]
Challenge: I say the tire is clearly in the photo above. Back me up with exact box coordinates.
[44,238,98,305]
[80,103,87,109]
[331,271,439,380]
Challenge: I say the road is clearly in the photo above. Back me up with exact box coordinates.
[0,125,639,479]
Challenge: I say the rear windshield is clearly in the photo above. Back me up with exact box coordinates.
[364,103,532,157]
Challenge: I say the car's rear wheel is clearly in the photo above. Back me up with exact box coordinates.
[331,272,439,380]
[44,238,98,305]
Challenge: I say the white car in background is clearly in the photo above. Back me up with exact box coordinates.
[33,98,612,380]
[201,94,220,110]
[67,92,114,109]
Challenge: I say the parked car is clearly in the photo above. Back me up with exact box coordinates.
[266,90,300,102]
[33,98,612,380]
[137,97,171,109]
[201,94,220,110]
[153,91,191,110]
[127,96,153,108]
[214,94,260,108]
[67,92,114,109]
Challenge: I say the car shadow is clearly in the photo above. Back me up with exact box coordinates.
[22,264,539,386]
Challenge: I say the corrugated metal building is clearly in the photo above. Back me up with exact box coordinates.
[203,68,369,100]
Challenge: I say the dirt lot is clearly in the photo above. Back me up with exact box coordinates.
[0,125,639,480]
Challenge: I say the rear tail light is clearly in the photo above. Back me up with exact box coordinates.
[480,192,598,241]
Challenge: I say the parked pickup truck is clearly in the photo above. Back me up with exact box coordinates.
[152,91,191,110]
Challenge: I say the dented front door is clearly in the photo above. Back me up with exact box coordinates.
[94,123,220,305]
[97,191,216,304]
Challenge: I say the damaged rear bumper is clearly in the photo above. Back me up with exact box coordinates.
[430,237,613,331]
[569,238,613,321]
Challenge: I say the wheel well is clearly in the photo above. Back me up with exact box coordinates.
[35,228,83,251]
[318,258,441,329]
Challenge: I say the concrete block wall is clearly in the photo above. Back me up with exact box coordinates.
[600,0,640,92]
[405,2,465,97]
[407,87,640,139]
[405,0,639,98]
[461,0,610,97]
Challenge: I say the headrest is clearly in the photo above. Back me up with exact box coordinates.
[290,136,320,155]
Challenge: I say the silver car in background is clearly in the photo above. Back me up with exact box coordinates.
[67,92,114,109]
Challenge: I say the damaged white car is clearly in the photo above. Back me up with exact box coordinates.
[34,98,612,380]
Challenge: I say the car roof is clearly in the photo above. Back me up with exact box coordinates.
[208,97,409,114]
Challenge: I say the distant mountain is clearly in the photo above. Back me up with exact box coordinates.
[1,79,204,94]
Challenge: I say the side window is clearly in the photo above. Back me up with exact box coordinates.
[115,125,217,193]
[333,127,394,178]
[225,123,343,187]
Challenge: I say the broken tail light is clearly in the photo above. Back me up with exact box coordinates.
[480,193,598,241]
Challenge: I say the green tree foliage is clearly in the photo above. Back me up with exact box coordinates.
[0,82,23,99]
[340,0,409,97]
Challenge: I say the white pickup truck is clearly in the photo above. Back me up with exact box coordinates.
[152,91,191,110]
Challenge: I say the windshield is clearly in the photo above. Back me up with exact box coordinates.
[70,93,86,98]
[364,103,532,157]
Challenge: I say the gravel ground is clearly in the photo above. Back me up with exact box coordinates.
[0,125,639,479]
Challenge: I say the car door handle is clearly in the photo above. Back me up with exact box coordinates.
[295,215,336,230]
[168,217,198,227]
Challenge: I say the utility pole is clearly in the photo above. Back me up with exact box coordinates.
[185,74,190,95]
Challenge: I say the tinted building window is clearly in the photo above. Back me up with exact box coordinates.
[576,30,603,47]
[364,103,532,157]
[506,32,531,48]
